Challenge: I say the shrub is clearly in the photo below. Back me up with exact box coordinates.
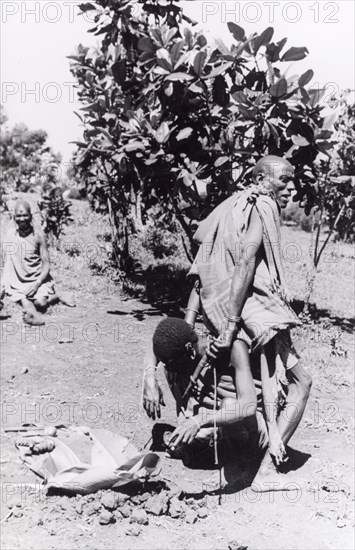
[38,187,73,240]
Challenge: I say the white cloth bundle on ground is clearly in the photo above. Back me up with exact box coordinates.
[16,426,161,495]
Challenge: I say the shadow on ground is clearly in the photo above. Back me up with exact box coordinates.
[291,300,355,334]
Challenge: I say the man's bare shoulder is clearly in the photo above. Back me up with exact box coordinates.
[33,227,48,246]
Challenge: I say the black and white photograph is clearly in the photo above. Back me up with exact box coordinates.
[1,1,354,549]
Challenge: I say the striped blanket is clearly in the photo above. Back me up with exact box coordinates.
[188,185,301,464]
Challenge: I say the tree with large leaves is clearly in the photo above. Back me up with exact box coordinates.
[69,0,353,274]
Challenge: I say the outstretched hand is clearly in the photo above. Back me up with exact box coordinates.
[142,374,165,420]
[168,417,200,449]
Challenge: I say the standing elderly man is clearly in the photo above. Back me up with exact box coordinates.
[1,200,74,325]
[143,155,312,491]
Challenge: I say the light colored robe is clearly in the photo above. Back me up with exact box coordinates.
[2,226,54,302]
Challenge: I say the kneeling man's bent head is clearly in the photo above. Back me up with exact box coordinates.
[153,317,198,369]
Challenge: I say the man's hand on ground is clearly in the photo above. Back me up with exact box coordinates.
[168,417,200,448]
[142,375,165,420]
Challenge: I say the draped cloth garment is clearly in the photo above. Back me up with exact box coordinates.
[188,186,301,464]
[2,226,54,302]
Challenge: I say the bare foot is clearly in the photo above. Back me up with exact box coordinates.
[23,311,45,326]
[251,453,298,493]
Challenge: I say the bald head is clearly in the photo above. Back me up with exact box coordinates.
[14,200,31,215]
[253,155,293,180]
[253,155,295,208]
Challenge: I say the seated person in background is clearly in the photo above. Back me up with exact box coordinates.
[1,200,75,325]
[143,317,312,492]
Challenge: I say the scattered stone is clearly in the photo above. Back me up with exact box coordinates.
[101,492,119,511]
[197,497,207,508]
[138,492,150,503]
[129,509,149,525]
[120,503,132,518]
[144,492,169,516]
[228,541,248,550]
[116,492,129,505]
[75,502,83,515]
[12,509,23,518]
[185,509,198,524]
[167,485,183,499]
[93,502,101,512]
[126,525,142,537]
[84,503,96,516]
[168,497,185,519]
[99,510,115,525]
[197,507,209,519]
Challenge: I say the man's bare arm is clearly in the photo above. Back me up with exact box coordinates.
[208,207,263,359]
[142,344,165,420]
[168,346,257,448]
[184,281,200,327]
[37,231,50,284]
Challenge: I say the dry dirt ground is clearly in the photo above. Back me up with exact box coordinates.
[1,198,354,550]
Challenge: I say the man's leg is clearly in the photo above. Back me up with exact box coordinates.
[252,362,312,492]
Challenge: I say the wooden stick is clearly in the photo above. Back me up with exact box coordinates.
[181,354,210,400]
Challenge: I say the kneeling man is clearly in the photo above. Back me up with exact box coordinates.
[1,200,74,325]
[143,317,312,492]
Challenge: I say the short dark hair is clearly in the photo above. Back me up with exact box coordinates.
[152,317,198,364]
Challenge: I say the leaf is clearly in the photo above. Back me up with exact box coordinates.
[155,122,171,144]
[202,62,233,79]
[153,66,170,76]
[196,34,207,48]
[73,111,84,123]
[79,3,96,12]
[165,72,194,82]
[269,78,288,98]
[265,38,287,62]
[309,88,326,108]
[238,105,255,120]
[66,55,82,62]
[281,47,309,61]
[300,88,310,104]
[124,141,146,152]
[156,48,172,72]
[252,27,274,55]
[292,135,310,146]
[232,91,248,104]
[298,69,314,87]
[111,59,126,85]
[138,37,156,53]
[80,102,103,113]
[227,22,246,41]
[170,40,185,68]
[176,127,193,141]
[193,51,208,77]
[213,38,231,56]
[214,156,229,167]
[183,28,193,49]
